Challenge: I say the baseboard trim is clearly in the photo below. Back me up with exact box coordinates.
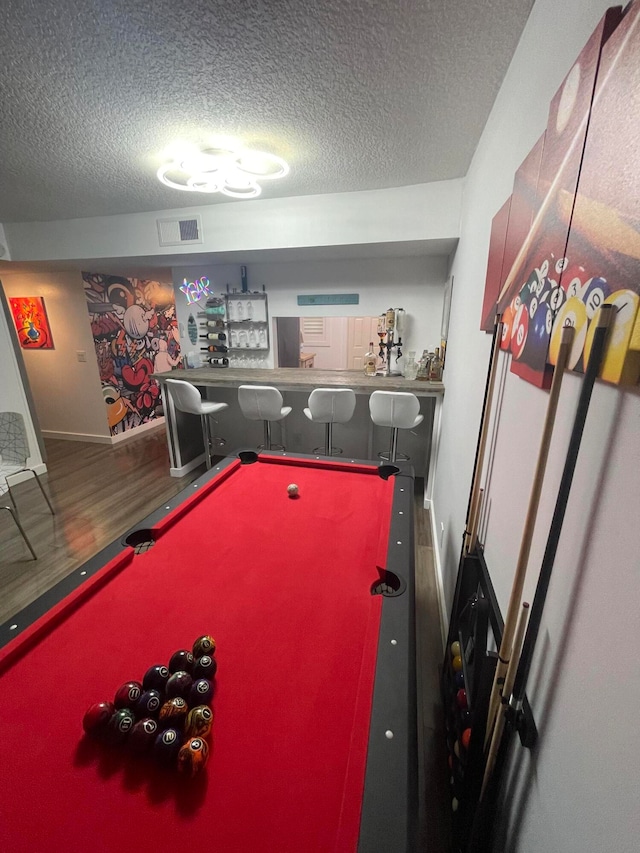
[170,453,206,478]
[41,430,112,444]
[429,496,449,652]
[41,418,165,446]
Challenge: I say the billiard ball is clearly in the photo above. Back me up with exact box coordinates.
[154,727,182,764]
[158,697,189,730]
[523,302,552,367]
[547,285,566,312]
[129,718,158,753]
[452,797,459,813]
[166,670,193,700]
[193,654,217,680]
[582,276,610,319]
[287,483,299,497]
[135,689,163,718]
[177,737,210,776]
[456,689,468,710]
[510,303,529,360]
[452,655,463,673]
[107,708,136,744]
[582,289,640,383]
[460,709,472,728]
[450,640,461,658]
[189,678,214,707]
[561,264,587,298]
[554,256,569,277]
[142,664,170,692]
[461,728,472,750]
[82,701,116,737]
[454,671,465,689]
[114,681,143,710]
[192,635,216,659]
[185,705,214,739]
[168,649,194,675]
[548,297,588,369]
[453,740,460,758]
[500,305,515,351]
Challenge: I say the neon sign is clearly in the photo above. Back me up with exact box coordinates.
[180,276,212,304]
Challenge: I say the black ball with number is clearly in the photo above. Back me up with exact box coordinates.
[168,649,194,675]
[189,678,213,706]
[154,727,182,764]
[193,655,217,680]
[166,670,193,700]
[129,718,158,753]
[135,689,163,718]
[107,708,135,744]
[142,665,170,692]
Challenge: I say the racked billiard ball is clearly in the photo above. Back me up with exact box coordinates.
[107,708,135,744]
[192,635,216,659]
[154,728,182,764]
[193,655,217,680]
[82,701,116,737]
[158,697,188,730]
[177,737,210,776]
[135,689,163,718]
[185,705,214,739]
[142,665,170,693]
[189,678,213,707]
[166,670,193,700]
[129,718,158,753]
[168,649,194,675]
[114,681,143,710]
[454,671,465,689]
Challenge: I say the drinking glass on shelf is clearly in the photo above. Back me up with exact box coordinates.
[236,302,244,320]
[230,329,239,348]
[259,328,267,347]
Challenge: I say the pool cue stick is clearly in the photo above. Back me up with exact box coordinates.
[484,325,574,747]
[465,315,503,555]
[510,304,614,717]
[480,602,530,800]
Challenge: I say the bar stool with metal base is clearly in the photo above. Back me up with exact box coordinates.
[303,388,356,456]
[238,385,292,451]
[369,391,424,463]
[165,379,228,470]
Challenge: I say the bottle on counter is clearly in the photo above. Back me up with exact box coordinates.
[429,347,443,382]
[364,342,377,376]
[415,350,431,381]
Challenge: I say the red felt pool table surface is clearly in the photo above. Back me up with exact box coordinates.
[0,456,397,853]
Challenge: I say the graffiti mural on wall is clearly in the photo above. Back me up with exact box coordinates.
[82,273,182,435]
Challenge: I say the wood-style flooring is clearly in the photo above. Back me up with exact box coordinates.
[0,430,449,851]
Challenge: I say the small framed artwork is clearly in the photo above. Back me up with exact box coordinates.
[9,296,55,349]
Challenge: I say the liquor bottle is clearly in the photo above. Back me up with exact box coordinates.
[206,357,229,367]
[364,342,377,376]
[200,345,229,353]
[200,333,225,341]
[416,350,430,381]
[403,350,418,380]
[429,347,443,382]
[197,313,225,326]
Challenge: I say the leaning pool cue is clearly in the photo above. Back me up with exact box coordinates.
[465,314,503,555]
[484,325,574,746]
[480,601,530,800]
[510,304,614,717]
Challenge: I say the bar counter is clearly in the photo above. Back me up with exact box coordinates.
[153,368,444,506]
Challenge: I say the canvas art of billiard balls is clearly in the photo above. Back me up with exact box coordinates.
[81,635,216,777]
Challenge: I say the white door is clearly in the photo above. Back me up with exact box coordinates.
[347,317,380,370]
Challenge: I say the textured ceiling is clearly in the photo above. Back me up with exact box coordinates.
[0,0,534,223]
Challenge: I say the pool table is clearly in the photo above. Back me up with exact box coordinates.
[0,452,417,853]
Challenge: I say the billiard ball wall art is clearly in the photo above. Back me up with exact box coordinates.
[481,2,640,389]
[81,635,216,778]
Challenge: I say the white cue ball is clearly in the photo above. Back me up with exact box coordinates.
[287,483,299,497]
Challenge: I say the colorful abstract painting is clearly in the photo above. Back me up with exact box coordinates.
[82,273,182,435]
[9,296,55,349]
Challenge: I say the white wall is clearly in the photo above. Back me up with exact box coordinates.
[172,256,448,369]
[433,0,640,851]
[0,286,43,469]
[1,272,110,440]
[3,182,463,263]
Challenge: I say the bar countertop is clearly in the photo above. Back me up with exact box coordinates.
[153,367,444,396]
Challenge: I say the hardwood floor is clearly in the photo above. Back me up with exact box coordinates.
[0,432,449,851]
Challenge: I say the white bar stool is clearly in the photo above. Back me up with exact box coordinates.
[369,391,424,463]
[303,388,356,456]
[238,385,292,451]
[165,379,228,469]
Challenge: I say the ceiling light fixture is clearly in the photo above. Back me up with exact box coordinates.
[157,144,289,199]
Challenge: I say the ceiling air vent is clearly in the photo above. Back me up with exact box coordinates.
[157,215,203,247]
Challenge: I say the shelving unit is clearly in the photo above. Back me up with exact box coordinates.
[224,292,270,354]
